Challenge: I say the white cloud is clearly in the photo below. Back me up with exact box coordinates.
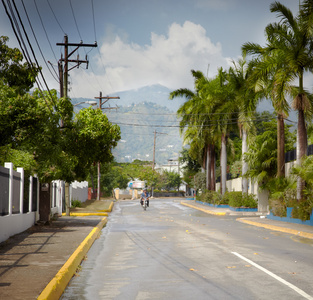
[70,21,231,97]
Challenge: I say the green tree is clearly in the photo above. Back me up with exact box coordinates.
[0,36,38,94]
[227,56,261,194]
[170,70,220,192]
[245,2,313,198]
[179,148,201,187]
[162,170,182,191]
[245,119,296,190]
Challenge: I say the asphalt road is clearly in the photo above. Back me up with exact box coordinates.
[61,199,313,300]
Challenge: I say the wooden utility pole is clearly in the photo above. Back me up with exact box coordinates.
[57,35,97,99]
[153,130,156,171]
[152,131,167,171]
[94,92,120,200]
[57,35,97,215]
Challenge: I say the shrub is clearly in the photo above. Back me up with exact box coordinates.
[197,190,223,205]
[228,192,257,208]
[71,199,82,208]
[291,199,313,221]
[269,198,286,217]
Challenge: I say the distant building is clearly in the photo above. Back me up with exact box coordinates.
[156,157,183,176]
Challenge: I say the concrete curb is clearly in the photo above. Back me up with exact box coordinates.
[181,201,226,216]
[96,201,114,213]
[62,212,108,217]
[37,217,108,300]
[237,218,313,240]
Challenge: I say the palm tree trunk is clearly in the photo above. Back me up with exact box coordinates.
[296,71,308,200]
[277,113,285,178]
[297,107,307,200]
[242,128,248,194]
[221,133,227,195]
[210,144,216,191]
[206,145,211,190]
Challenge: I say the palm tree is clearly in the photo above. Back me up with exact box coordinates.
[169,70,218,191]
[208,68,237,195]
[227,57,261,194]
[267,1,313,199]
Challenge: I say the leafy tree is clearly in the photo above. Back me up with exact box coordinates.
[227,56,261,194]
[99,163,129,196]
[0,36,38,94]
[245,119,295,190]
[162,170,182,191]
[179,148,201,187]
[244,2,313,198]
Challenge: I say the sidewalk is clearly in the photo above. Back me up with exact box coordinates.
[0,199,113,300]
[181,200,313,240]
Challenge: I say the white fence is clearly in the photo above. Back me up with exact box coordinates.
[0,163,39,243]
[0,162,89,243]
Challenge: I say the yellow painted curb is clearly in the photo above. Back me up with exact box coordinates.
[37,217,108,300]
[96,201,114,212]
[237,218,313,240]
[181,201,226,216]
[62,212,108,216]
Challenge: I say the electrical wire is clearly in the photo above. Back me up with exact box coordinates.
[69,0,83,41]
[11,0,56,106]
[21,0,59,83]
[91,0,97,42]
[2,0,53,113]
[47,0,66,34]
[33,0,58,63]
[111,117,276,128]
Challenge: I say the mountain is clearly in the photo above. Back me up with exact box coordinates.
[105,102,183,164]
[71,84,184,112]
[71,85,186,165]
[71,84,298,164]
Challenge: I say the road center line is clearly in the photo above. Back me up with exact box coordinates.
[231,252,313,300]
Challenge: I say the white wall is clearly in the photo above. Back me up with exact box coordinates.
[0,213,36,243]
[0,163,39,243]
[70,181,88,203]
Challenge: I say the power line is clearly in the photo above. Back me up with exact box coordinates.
[47,0,65,34]
[111,117,276,128]
[2,0,53,112]
[33,0,58,63]
[91,0,97,41]
[11,0,56,106]
[21,0,59,83]
[69,0,83,41]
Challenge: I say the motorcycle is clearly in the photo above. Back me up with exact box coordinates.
[141,196,148,211]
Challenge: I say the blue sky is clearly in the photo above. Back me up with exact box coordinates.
[0,0,300,99]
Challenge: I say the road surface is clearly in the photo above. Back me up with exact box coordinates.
[61,199,313,300]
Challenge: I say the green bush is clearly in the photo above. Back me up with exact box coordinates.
[228,192,257,208]
[291,200,313,221]
[71,199,82,208]
[269,198,286,217]
[197,190,223,205]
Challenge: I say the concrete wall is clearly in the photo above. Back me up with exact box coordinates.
[0,163,39,243]
[0,212,36,243]
[70,181,88,203]
[215,161,297,213]
[0,163,88,243]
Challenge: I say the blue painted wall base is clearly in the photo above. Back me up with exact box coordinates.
[195,201,257,212]
[267,207,313,226]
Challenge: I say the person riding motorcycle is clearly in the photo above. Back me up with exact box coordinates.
[140,188,150,207]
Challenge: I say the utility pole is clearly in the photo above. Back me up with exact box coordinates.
[94,91,120,201]
[153,130,156,171]
[152,130,167,171]
[152,130,167,197]
[57,35,97,216]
